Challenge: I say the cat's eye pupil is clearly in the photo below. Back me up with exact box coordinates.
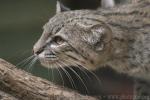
[53,36,64,45]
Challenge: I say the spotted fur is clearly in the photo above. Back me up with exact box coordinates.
[33,0,150,98]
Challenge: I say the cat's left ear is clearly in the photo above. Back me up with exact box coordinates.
[77,22,112,51]
[90,24,112,51]
[56,1,70,13]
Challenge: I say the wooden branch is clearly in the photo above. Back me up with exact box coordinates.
[0,90,18,100]
[0,58,98,100]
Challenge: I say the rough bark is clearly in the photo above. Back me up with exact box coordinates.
[0,58,98,100]
[0,90,18,100]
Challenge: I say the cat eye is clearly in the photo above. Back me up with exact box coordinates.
[52,36,65,45]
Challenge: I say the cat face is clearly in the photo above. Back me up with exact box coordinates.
[33,11,112,70]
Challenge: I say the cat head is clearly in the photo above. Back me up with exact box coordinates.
[33,11,112,70]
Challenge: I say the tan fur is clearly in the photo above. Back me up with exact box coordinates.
[33,0,150,98]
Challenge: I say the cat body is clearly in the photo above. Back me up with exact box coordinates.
[33,0,150,99]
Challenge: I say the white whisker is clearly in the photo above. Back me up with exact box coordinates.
[81,66,102,85]
[65,59,91,80]
[51,64,55,82]
[63,54,102,86]
[16,55,35,67]
[60,58,90,93]
[47,61,54,82]
[55,64,65,87]
[26,57,38,72]
[67,66,89,93]
[58,61,77,89]
[47,66,51,81]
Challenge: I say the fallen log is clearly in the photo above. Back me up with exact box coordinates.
[0,58,97,100]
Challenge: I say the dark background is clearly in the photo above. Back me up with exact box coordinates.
[0,0,55,62]
[0,0,57,78]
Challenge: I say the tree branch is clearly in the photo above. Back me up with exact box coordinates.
[0,58,98,100]
[0,90,18,100]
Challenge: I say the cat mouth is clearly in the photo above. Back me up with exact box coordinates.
[45,52,59,60]
[41,55,58,61]
[38,51,58,60]
[39,57,59,65]
[37,52,59,64]
[45,54,57,59]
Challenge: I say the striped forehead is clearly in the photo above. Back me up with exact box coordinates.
[42,10,103,35]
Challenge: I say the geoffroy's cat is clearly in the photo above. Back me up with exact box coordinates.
[33,0,150,99]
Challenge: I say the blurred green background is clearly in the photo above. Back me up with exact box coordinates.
[0,0,58,79]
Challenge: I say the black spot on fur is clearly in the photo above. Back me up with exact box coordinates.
[90,60,94,64]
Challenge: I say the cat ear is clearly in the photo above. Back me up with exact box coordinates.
[91,24,112,51]
[92,24,112,42]
[76,22,112,44]
[76,22,112,51]
[56,1,70,13]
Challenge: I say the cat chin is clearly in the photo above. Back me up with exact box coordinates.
[39,60,58,68]
[39,57,58,62]
[40,62,59,69]
[40,61,82,69]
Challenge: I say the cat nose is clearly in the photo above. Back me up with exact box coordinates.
[33,48,44,55]
[33,45,45,55]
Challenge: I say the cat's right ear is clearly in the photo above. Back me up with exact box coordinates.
[56,1,70,13]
